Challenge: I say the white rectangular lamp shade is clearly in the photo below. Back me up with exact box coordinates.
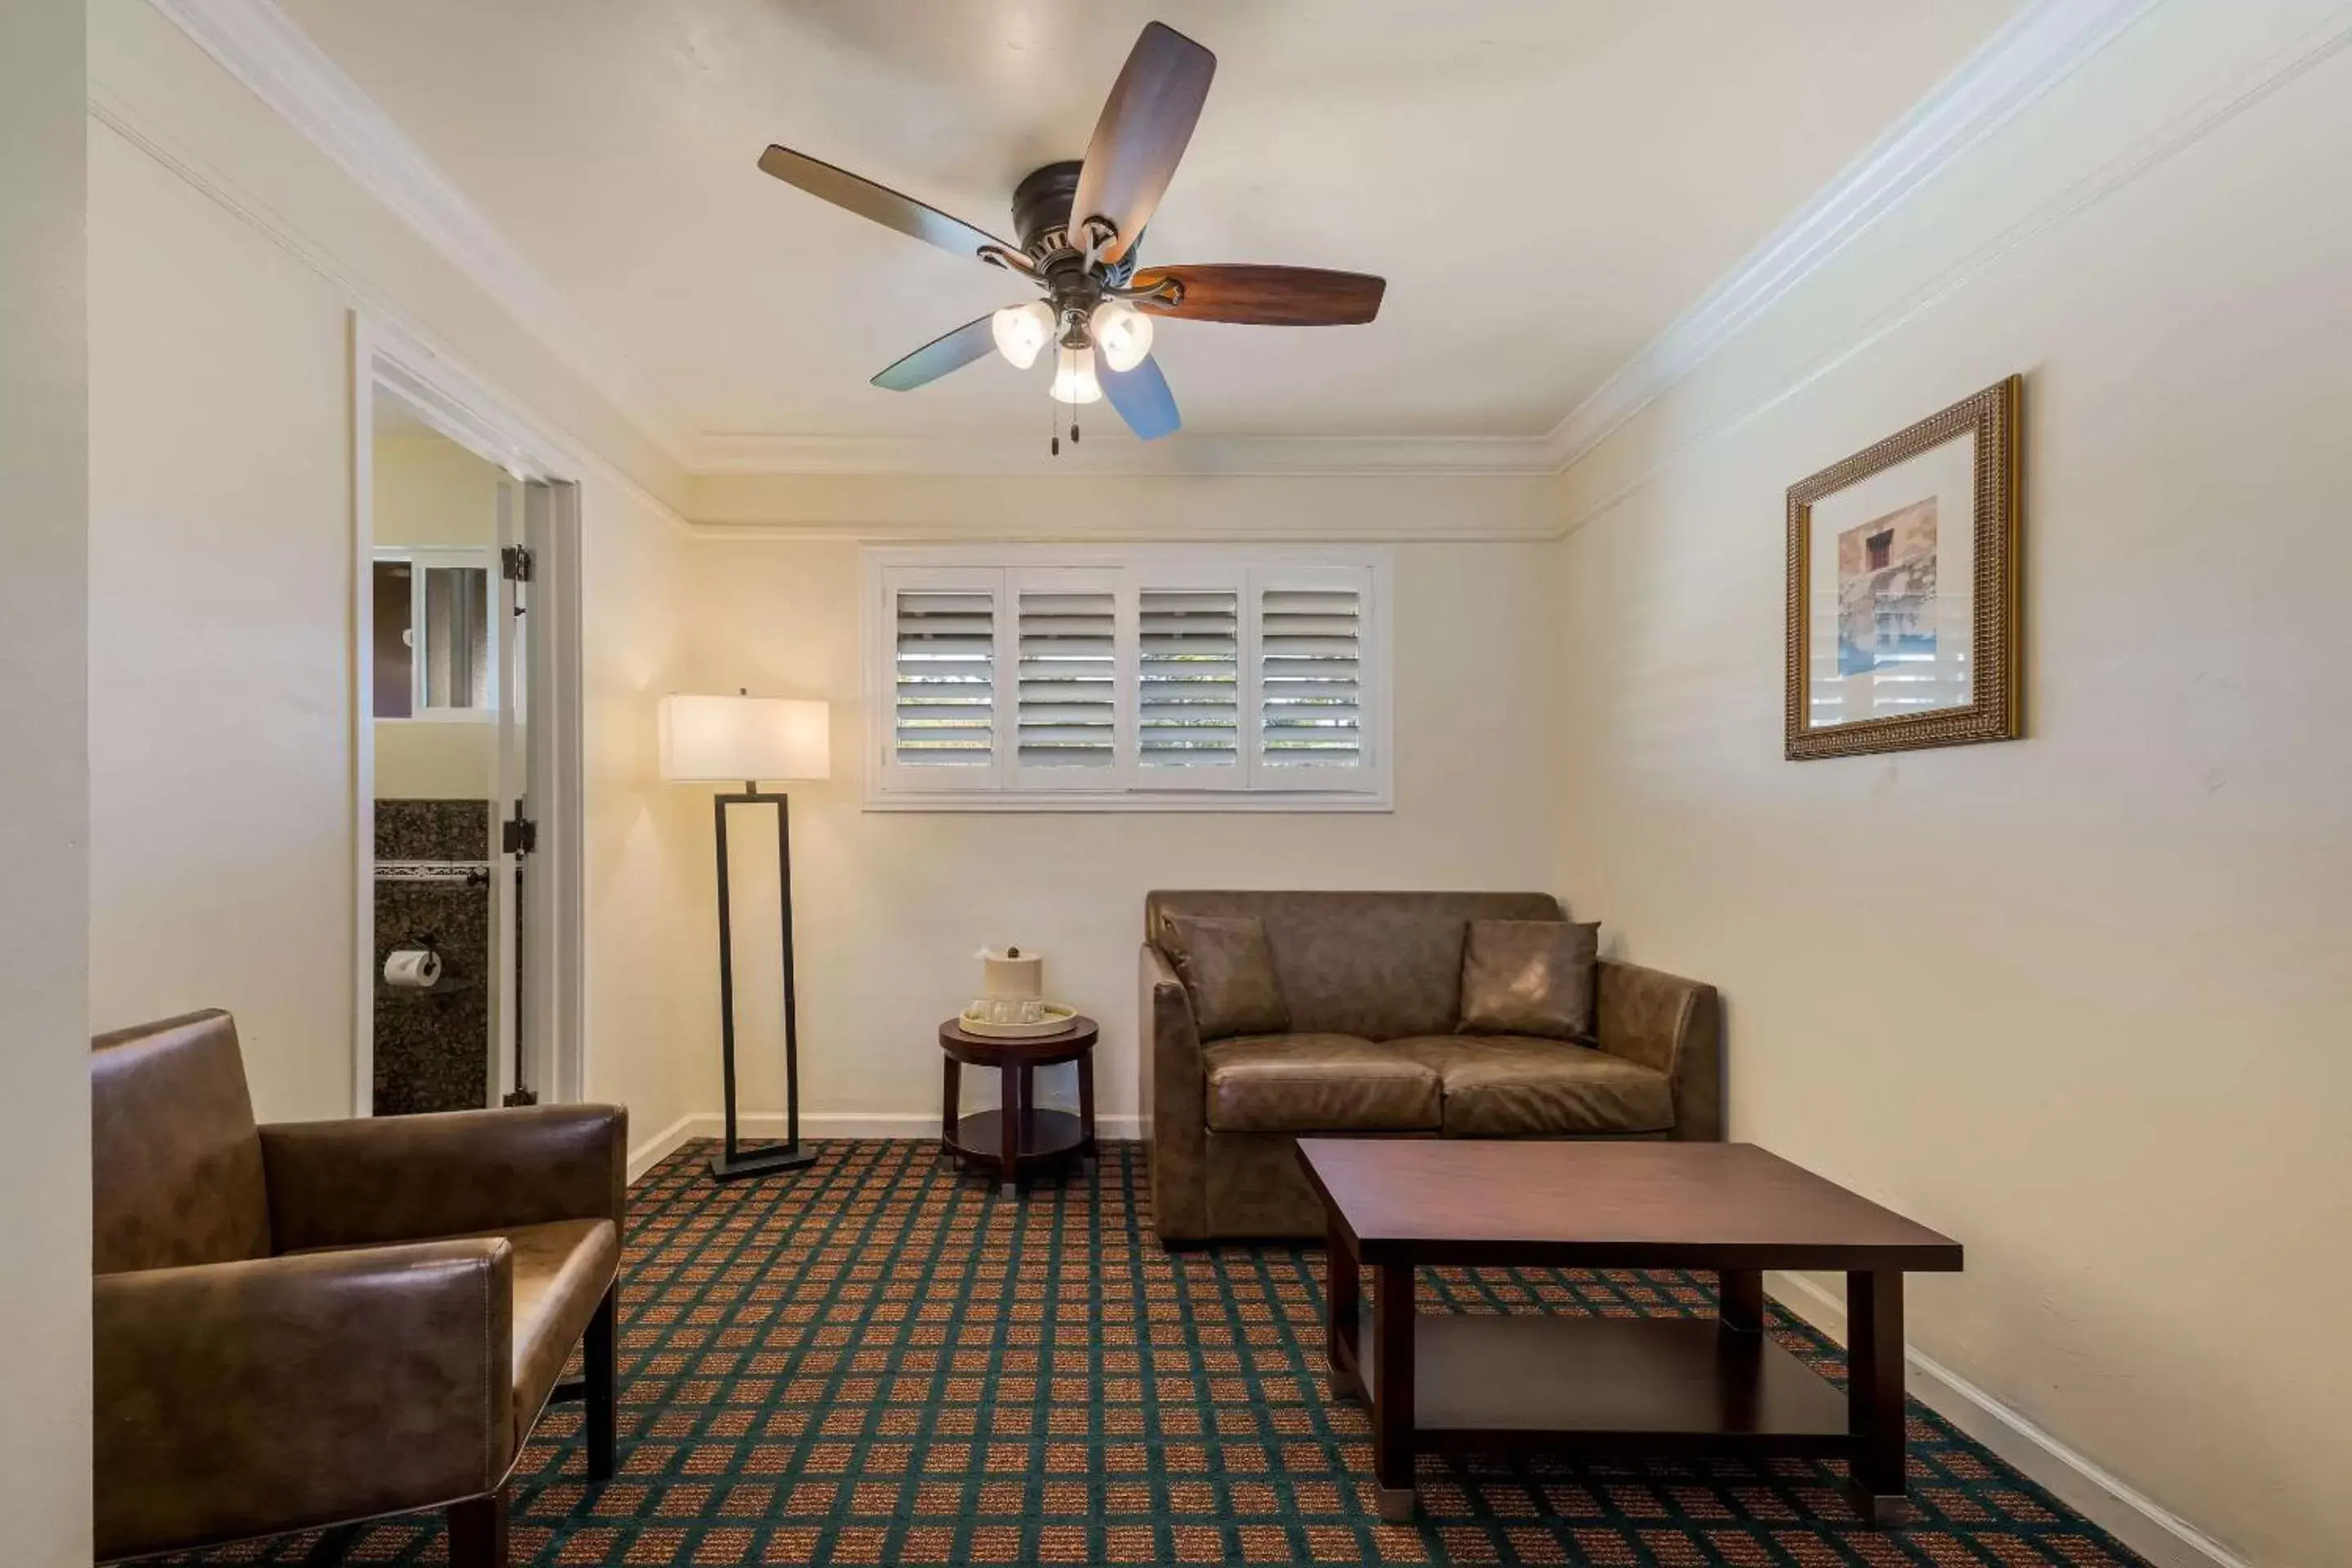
[660,695,831,783]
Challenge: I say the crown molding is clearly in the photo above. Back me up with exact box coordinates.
[688,430,1558,478]
[1539,0,2167,471]
[143,0,2167,483]
[143,0,702,466]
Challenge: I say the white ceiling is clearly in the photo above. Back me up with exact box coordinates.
[278,0,2025,448]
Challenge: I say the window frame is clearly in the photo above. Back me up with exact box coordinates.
[371,544,501,724]
[863,545,1392,813]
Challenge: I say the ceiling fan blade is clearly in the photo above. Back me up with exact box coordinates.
[759,144,1024,269]
[871,315,998,392]
[1099,354,1180,441]
[1070,23,1216,266]
[1130,265,1386,326]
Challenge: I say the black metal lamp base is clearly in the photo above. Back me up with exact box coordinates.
[709,1143,820,1182]
[706,784,814,1188]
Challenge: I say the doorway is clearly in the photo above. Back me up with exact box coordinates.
[353,318,584,1116]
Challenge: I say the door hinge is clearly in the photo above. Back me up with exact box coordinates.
[502,815,537,857]
[501,545,534,583]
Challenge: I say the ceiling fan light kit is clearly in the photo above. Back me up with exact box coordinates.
[755,20,1387,452]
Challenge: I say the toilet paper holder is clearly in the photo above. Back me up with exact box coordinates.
[383,932,450,993]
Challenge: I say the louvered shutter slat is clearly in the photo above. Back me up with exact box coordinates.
[1258,586,1364,768]
[1017,586,1116,769]
[1138,589,1240,769]
[893,589,995,768]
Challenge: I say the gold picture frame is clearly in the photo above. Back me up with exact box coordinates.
[1784,375,2022,760]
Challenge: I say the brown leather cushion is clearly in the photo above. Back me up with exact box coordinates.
[1459,920,1597,1040]
[1203,1034,1441,1133]
[1164,914,1290,1040]
[91,1009,272,1274]
[1148,891,1563,1040]
[1394,1036,1673,1137]
[296,1217,617,1450]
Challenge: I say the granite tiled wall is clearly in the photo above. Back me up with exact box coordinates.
[374,799,492,1116]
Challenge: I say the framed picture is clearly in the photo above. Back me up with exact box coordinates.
[1785,375,2022,760]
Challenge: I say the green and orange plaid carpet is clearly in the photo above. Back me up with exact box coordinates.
[169,1139,2144,1566]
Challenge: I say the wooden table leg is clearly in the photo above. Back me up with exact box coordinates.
[1718,1267,1764,1334]
[940,1057,961,1159]
[1371,1260,1416,1521]
[1076,1050,1098,1172]
[445,1486,507,1568]
[1845,1269,1909,1525]
[998,1061,1022,1197]
[1325,1217,1361,1398]
[1018,1063,1037,1172]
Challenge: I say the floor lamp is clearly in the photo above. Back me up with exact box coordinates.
[660,693,830,1181]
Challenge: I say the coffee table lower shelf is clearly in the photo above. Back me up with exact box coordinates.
[1333,1310,1850,1446]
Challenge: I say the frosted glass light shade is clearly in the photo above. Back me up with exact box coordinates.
[1048,344,1103,404]
[990,301,1054,369]
[660,695,831,782]
[1089,301,1154,372]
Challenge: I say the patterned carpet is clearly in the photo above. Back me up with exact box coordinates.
[169,1139,2145,1566]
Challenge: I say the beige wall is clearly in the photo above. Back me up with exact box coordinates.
[89,118,355,1120]
[373,432,502,547]
[372,432,503,799]
[1549,2,2352,1560]
[375,721,497,800]
[669,523,1561,1132]
[87,3,710,1149]
[0,0,92,1559]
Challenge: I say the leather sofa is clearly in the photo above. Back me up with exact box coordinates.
[92,1010,626,1566]
[1142,891,1721,1243]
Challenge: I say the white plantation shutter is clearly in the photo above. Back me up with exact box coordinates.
[1253,568,1372,787]
[1138,585,1242,785]
[868,551,1385,806]
[1012,572,1126,788]
[883,569,1000,788]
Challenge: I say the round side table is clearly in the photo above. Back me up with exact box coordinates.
[938,1015,1099,1196]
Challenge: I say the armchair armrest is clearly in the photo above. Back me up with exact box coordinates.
[1142,942,1209,1242]
[95,1239,513,1560]
[260,1102,626,1252]
[1595,959,1722,1142]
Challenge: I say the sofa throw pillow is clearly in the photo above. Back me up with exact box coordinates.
[1458,919,1598,1040]
[1164,914,1291,1040]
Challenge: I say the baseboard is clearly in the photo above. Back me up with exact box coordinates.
[626,1113,702,1183]
[628,1111,1144,1182]
[1765,1272,2247,1568]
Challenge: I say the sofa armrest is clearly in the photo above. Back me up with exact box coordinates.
[1595,959,1722,1142]
[260,1102,626,1251]
[1142,943,1209,1242]
[95,1239,514,1560]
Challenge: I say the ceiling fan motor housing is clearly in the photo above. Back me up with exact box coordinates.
[1012,160,1084,256]
[1013,160,1137,347]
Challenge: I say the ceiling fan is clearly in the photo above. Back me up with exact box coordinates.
[756,20,1386,449]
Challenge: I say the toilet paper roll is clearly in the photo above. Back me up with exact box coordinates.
[978,947,1042,1000]
[383,948,443,990]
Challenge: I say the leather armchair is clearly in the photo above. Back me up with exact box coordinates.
[92,1010,626,1566]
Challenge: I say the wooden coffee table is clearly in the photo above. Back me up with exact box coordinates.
[938,1016,1099,1196]
[1297,1139,1962,1525]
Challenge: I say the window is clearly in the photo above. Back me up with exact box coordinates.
[867,547,1390,810]
[372,546,499,721]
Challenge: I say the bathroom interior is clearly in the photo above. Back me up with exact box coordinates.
[368,394,525,1114]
